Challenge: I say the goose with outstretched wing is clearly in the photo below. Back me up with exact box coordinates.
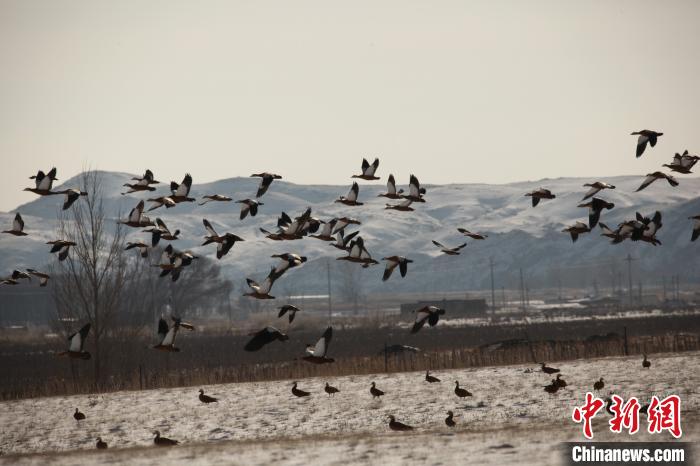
[303,327,334,364]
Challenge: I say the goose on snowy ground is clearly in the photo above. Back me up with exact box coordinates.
[331,229,359,251]
[251,172,282,198]
[335,182,363,206]
[432,240,466,256]
[152,316,194,352]
[324,382,339,396]
[425,370,440,383]
[278,304,301,323]
[236,199,264,219]
[454,381,472,398]
[303,326,334,364]
[631,130,662,158]
[457,228,487,240]
[198,389,218,403]
[74,408,86,421]
[125,241,149,258]
[26,268,50,286]
[144,218,180,246]
[244,326,289,351]
[291,382,310,398]
[2,213,27,236]
[370,382,385,399]
[544,380,559,394]
[310,219,337,241]
[636,172,678,192]
[58,323,91,360]
[382,256,412,281]
[52,189,87,210]
[153,431,179,447]
[663,151,699,174]
[445,411,456,427]
[199,194,232,205]
[387,415,413,431]
[555,374,567,388]
[385,198,414,211]
[581,181,616,201]
[271,253,307,277]
[332,217,361,235]
[577,197,615,228]
[411,306,445,333]
[377,174,404,199]
[24,167,58,195]
[642,354,651,368]
[169,174,195,204]
[524,188,555,207]
[96,437,108,449]
[562,221,591,243]
[540,362,560,374]
[336,236,379,266]
[47,240,77,261]
[243,269,278,299]
[352,157,380,180]
[402,174,426,203]
[119,200,155,228]
[146,196,176,211]
[593,377,605,390]
[688,215,700,242]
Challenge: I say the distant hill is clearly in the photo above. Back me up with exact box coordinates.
[1,170,699,296]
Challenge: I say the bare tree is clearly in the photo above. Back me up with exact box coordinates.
[51,170,128,386]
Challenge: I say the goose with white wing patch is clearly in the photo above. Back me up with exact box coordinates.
[303,326,334,364]
[169,173,195,204]
[432,240,466,256]
[385,198,414,211]
[636,172,678,192]
[577,197,615,228]
[278,304,301,323]
[411,306,445,333]
[119,200,155,228]
[236,199,264,219]
[24,167,58,196]
[152,316,194,352]
[2,213,27,236]
[402,174,426,202]
[251,172,282,198]
[57,323,91,360]
[336,236,379,266]
[581,181,615,201]
[47,239,76,261]
[335,182,363,206]
[382,256,412,281]
[352,157,380,180]
[199,194,232,205]
[377,174,404,199]
[631,129,662,158]
[243,268,278,299]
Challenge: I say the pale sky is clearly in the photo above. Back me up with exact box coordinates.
[1,0,699,211]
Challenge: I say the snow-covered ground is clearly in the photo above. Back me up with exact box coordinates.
[1,351,697,465]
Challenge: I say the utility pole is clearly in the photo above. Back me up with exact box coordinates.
[489,257,496,314]
[326,259,332,325]
[624,254,635,305]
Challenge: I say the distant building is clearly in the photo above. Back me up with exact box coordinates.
[400,298,488,318]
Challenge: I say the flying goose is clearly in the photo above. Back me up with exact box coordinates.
[0,279,18,286]
[402,174,426,202]
[236,199,264,219]
[47,239,76,261]
[336,236,379,266]
[642,354,651,368]
[131,169,160,185]
[271,253,307,277]
[144,218,180,246]
[631,129,662,158]
[243,269,278,299]
[251,172,282,198]
[74,408,86,421]
[688,215,700,242]
[52,189,87,210]
[260,209,312,241]
[291,382,310,398]
[577,197,615,229]
[554,374,567,388]
[636,172,678,192]
[387,415,413,431]
[352,157,380,180]
[155,245,198,280]
[432,240,466,256]
[244,326,289,351]
[303,326,334,364]
[119,200,155,228]
[445,411,456,427]
[663,151,699,174]
[332,217,361,234]
[331,229,359,251]
[58,323,91,360]
[310,219,337,241]
[153,431,179,447]
[26,268,50,286]
[169,173,195,204]
[593,377,605,391]
[385,198,414,211]
[454,381,472,397]
[152,316,194,352]
[457,228,487,240]
[96,437,108,449]
[581,181,616,201]
[8,270,31,282]
[370,382,385,399]
[199,194,232,205]
[198,389,218,403]
[24,167,57,195]
[377,174,404,199]
[524,188,556,207]
[425,370,440,383]
[631,211,663,245]
[335,182,363,206]
[125,241,149,258]
[146,196,176,211]
[122,176,156,194]
[278,304,301,323]
[201,219,245,259]
[411,306,445,333]
[562,221,591,243]
[382,256,412,281]
[2,213,27,236]
[540,362,560,374]
[324,382,339,396]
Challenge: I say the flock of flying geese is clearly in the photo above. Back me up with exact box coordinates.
[0,130,696,448]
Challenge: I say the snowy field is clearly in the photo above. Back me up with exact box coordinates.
[1,351,697,465]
